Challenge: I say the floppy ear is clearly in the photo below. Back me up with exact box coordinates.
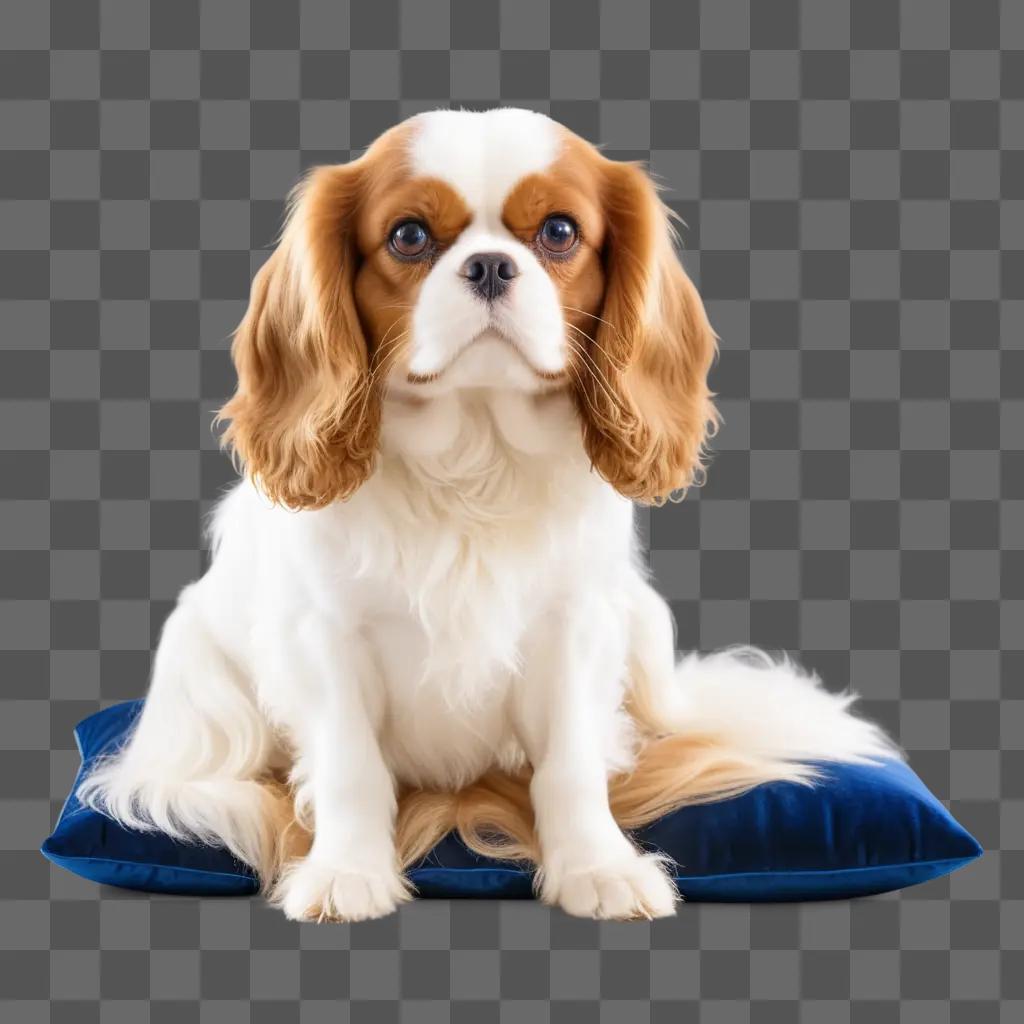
[576,160,718,504]
[218,162,377,510]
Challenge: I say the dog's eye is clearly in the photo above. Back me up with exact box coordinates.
[538,216,578,255]
[389,220,431,259]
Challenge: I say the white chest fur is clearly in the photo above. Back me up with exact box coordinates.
[203,389,637,791]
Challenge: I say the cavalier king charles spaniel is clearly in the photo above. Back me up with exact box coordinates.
[82,109,894,922]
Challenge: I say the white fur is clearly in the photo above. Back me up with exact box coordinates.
[402,109,569,385]
[410,108,560,225]
[80,109,899,923]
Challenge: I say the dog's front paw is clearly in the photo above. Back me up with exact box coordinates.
[540,852,679,920]
[273,856,411,923]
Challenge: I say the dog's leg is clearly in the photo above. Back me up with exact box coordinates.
[514,605,679,920]
[624,576,690,731]
[269,624,410,922]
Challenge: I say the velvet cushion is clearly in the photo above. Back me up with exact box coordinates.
[42,700,981,901]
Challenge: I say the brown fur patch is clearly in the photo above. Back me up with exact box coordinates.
[505,131,719,504]
[217,124,475,509]
[354,176,472,381]
[501,140,607,348]
[259,728,814,888]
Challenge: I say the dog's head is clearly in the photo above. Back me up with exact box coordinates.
[219,108,717,509]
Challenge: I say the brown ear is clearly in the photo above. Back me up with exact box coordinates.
[218,162,378,509]
[576,160,718,504]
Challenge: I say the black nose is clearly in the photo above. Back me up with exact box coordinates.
[460,252,519,301]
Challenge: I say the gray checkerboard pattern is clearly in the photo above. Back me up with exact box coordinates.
[1,0,1020,1018]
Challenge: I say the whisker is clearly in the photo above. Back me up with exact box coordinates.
[564,359,610,426]
[564,330,627,403]
[371,331,407,368]
[564,335,626,413]
[344,331,410,434]
[561,305,622,338]
[561,359,592,412]
[368,332,409,388]
[564,321,628,374]
[369,322,414,373]
[570,342,629,416]
[340,336,408,438]
[374,316,409,355]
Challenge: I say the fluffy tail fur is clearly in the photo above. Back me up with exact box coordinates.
[81,606,900,884]
[77,590,292,880]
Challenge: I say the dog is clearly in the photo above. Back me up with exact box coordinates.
[81,108,895,922]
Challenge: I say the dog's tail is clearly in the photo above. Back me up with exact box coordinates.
[393,647,901,870]
[81,591,900,881]
[107,643,900,880]
[619,645,900,813]
[77,590,295,881]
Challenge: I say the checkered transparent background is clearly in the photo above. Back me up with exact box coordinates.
[1,0,1021,1019]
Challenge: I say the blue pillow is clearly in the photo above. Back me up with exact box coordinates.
[42,700,981,902]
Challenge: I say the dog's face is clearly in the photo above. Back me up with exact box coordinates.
[220,109,718,509]
[356,110,578,393]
